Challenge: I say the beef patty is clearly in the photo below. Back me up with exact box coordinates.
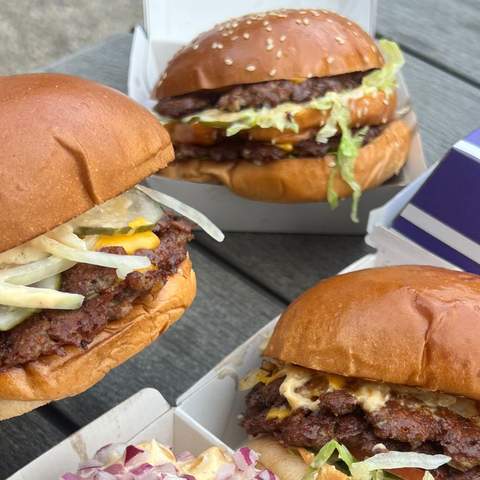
[155,72,367,118]
[242,379,480,479]
[0,216,193,370]
[174,125,384,165]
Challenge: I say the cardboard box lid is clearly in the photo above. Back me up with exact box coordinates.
[367,129,480,272]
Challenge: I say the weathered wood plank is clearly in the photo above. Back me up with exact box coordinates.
[52,247,284,426]
[0,411,67,477]
[378,0,479,84]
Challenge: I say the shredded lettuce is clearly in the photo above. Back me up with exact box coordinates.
[362,40,405,93]
[302,440,450,480]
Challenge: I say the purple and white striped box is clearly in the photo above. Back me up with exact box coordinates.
[392,129,480,273]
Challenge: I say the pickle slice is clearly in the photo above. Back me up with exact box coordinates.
[75,223,156,237]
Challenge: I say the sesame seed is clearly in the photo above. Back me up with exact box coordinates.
[363,54,370,62]
[224,57,233,65]
[383,98,389,105]
[246,64,256,72]
[225,22,231,28]
[218,25,224,31]
[227,29,234,35]
[321,9,328,14]
[266,38,274,50]
[371,45,376,52]
[335,36,345,44]
[231,35,239,41]
[269,68,277,76]
[263,20,269,26]
[246,20,252,24]
[382,117,388,124]
[276,50,282,59]
[299,10,307,14]
[307,73,313,78]
[302,17,310,25]
[221,32,228,37]
[328,160,336,168]
[311,10,320,16]
[347,21,352,26]
[192,43,199,50]
[211,42,223,49]
[326,18,333,23]
[243,32,250,39]
[265,25,272,32]
[352,31,359,37]
[326,56,334,64]
[280,35,287,42]
[295,18,302,25]
[232,21,239,27]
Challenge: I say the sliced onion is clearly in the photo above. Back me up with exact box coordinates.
[124,445,145,465]
[0,242,48,265]
[33,236,150,274]
[0,281,83,309]
[216,463,235,480]
[61,474,82,480]
[0,256,75,285]
[130,463,154,476]
[233,448,259,471]
[256,470,277,480]
[49,224,87,250]
[95,443,127,464]
[103,463,126,475]
[176,451,195,463]
[136,185,224,242]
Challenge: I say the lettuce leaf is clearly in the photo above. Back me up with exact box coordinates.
[302,441,450,480]
[362,39,405,93]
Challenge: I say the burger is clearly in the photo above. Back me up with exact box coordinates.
[240,266,480,479]
[153,9,411,220]
[0,73,222,420]
[61,437,276,480]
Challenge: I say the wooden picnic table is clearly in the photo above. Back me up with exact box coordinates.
[2,1,480,476]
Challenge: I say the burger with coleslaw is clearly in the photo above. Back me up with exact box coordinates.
[0,73,222,420]
[154,9,412,221]
[240,266,480,479]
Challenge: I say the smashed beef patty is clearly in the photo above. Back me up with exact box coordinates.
[174,125,384,165]
[155,72,367,118]
[0,216,193,370]
[242,378,480,479]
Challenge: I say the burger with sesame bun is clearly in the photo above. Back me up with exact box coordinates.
[154,9,411,220]
[0,73,223,420]
[240,266,480,480]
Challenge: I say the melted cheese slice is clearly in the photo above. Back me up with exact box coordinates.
[95,217,160,255]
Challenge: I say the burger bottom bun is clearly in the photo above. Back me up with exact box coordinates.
[247,437,348,480]
[0,257,195,420]
[160,120,411,202]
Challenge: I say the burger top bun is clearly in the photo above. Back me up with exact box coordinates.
[0,73,174,254]
[155,9,384,98]
[265,266,480,401]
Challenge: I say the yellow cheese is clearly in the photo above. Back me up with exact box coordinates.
[279,365,319,411]
[95,217,160,254]
[353,383,390,412]
[327,374,347,391]
[266,406,291,420]
[277,143,294,152]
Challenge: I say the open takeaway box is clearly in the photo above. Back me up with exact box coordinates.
[9,128,479,479]
[128,0,426,233]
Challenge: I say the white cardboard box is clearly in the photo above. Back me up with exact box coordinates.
[11,131,480,479]
[128,0,427,233]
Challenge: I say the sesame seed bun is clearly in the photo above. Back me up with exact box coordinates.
[155,9,384,98]
[0,73,173,254]
[264,265,480,401]
[159,119,411,202]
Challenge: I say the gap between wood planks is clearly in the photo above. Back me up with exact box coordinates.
[376,32,480,90]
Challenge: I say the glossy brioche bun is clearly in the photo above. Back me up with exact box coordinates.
[247,437,348,480]
[0,73,173,254]
[160,119,410,202]
[155,9,383,98]
[0,257,195,420]
[265,265,480,400]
